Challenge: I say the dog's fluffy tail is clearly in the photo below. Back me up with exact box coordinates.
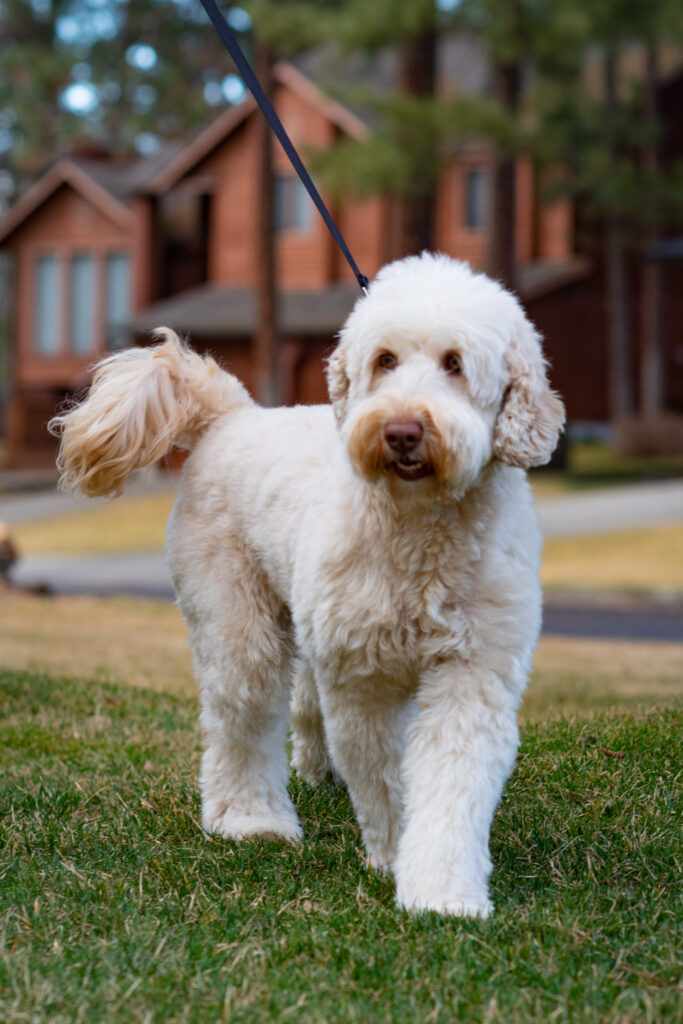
[49,329,251,497]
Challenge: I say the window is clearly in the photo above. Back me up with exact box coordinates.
[274,175,314,234]
[464,169,488,230]
[70,253,95,354]
[34,255,61,354]
[105,252,130,348]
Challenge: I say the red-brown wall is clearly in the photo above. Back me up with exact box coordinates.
[528,275,609,422]
[191,87,389,291]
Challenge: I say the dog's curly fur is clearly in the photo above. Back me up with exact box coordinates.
[50,253,565,917]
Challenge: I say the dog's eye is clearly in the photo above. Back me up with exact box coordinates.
[443,352,462,376]
[377,352,398,371]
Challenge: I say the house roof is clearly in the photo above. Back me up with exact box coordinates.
[518,258,592,300]
[69,144,187,198]
[0,158,134,245]
[127,258,590,339]
[145,63,369,194]
[126,281,362,337]
[0,31,496,245]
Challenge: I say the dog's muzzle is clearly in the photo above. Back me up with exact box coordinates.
[383,419,435,482]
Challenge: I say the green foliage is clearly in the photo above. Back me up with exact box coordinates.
[241,0,344,55]
[311,92,441,200]
[250,0,683,232]
[311,89,518,201]
[0,0,245,202]
[526,0,683,230]
[3,0,682,232]
[1,668,681,1023]
[533,69,683,227]
[460,0,590,70]
[246,0,440,53]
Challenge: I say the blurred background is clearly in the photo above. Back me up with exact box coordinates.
[2,0,683,452]
[0,0,681,700]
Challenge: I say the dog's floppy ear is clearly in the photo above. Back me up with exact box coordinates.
[493,319,565,468]
[326,340,351,424]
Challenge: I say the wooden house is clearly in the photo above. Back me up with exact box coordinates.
[0,59,581,467]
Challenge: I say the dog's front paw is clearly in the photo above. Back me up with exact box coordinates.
[395,855,492,916]
[394,829,493,917]
[397,886,493,918]
[203,806,303,844]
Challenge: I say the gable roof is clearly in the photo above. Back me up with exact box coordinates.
[0,158,134,245]
[146,62,369,194]
[70,144,186,198]
[0,60,369,245]
[0,36,495,246]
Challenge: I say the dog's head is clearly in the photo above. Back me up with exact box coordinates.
[328,253,565,497]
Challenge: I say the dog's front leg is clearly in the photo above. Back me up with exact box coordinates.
[394,662,520,917]
[317,676,412,869]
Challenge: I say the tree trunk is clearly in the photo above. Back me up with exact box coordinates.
[640,43,664,417]
[605,221,633,420]
[486,62,521,291]
[604,48,633,421]
[253,40,280,407]
[396,21,437,257]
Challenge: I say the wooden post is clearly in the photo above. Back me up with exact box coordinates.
[640,43,664,417]
[396,20,437,257]
[486,62,521,292]
[604,48,634,421]
[253,40,280,407]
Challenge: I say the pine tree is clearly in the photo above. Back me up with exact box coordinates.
[244,0,443,258]
[245,0,590,275]
[533,0,683,424]
[0,0,246,208]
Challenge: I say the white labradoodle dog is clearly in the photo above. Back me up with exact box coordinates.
[51,253,564,918]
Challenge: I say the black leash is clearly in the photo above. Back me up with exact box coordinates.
[197,0,370,294]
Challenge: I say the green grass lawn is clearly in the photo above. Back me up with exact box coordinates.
[1,668,681,1023]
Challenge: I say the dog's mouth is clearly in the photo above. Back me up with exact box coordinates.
[388,457,435,482]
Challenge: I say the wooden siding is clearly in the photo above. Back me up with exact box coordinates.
[537,197,573,262]
[192,86,390,291]
[8,183,132,392]
[435,153,538,268]
[3,182,133,464]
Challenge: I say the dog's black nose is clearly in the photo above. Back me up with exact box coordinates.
[384,419,424,453]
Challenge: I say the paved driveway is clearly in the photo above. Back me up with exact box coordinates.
[0,470,170,526]
[12,550,175,601]
[536,479,683,537]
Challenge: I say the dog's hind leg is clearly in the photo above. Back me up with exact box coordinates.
[316,677,413,869]
[173,538,301,844]
[290,662,340,786]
